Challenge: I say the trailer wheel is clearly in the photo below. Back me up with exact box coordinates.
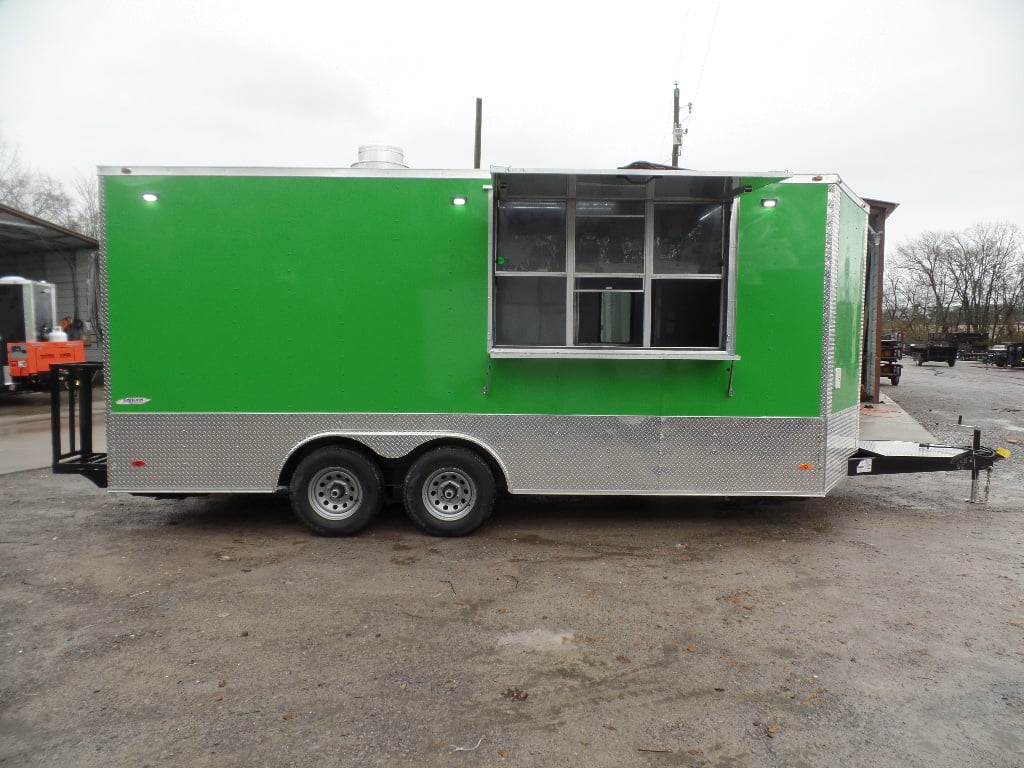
[403,447,495,536]
[947,359,956,367]
[290,447,382,536]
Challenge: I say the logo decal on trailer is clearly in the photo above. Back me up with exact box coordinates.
[116,397,151,405]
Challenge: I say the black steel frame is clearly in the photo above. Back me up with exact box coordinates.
[51,362,107,488]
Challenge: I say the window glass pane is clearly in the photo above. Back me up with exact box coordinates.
[498,174,567,198]
[494,276,566,346]
[576,176,647,199]
[651,279,722,347]
[575,200,644,274]
[575,277,643,292]
[574,291,643,346]
[496,201,566,272]
[491,175,735,355]
[654,203,724,274]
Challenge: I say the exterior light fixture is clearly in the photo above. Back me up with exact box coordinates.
[451,196,467,206]
[760,198,778,208]
[141,193,159,202]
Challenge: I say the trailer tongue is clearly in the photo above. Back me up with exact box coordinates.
[849,439,1008,502]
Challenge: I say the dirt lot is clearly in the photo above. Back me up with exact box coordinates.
[1,361,1022,768]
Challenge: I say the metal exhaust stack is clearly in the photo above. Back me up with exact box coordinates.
[351,145,408,169]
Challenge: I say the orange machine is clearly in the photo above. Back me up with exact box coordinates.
[2,277,88,393]
[6,340,86,384]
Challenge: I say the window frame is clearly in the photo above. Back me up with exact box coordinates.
[488,171,741,360]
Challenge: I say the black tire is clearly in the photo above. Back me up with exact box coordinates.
[403,447,496,536]
[889,375,900,386]
[947,359,956,367]
[289,447,382,536]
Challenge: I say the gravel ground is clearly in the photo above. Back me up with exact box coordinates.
[1,360,1021,768]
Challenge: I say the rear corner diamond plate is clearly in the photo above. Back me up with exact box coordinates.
[825,406,859,491]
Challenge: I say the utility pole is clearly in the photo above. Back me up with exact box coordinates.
[474,98,482,170]
[671,83,691,168]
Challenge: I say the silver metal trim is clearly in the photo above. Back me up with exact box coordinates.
[725,199,739,355]
[98,178,113,432]
[822,184,841,415]
[492,167,792,180]
[485,184,495,355]
[780,174,841,184]
[488,348,741,360]
[838,181,870,212]
[489,173,739,359]
[506,489,828,498]
[642,196,654,346]
[98,166,491,180]
[566,180,577,346]
[849,187,870,406]
[779,175,869,211]
[495,271,569,277]
[856,440,966,458]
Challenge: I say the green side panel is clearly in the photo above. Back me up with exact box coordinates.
[104,175,835,418]
[105,175,491,414]
[729,182,828,417]
[831,189,868,413]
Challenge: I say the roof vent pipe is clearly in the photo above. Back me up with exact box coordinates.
[351,145,408,169]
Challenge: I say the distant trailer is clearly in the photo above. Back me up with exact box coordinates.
[1006,342,1024,368]
[911,344,957,367]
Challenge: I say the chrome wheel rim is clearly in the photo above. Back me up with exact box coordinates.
[308,467,362,520]
[421,467,476,521]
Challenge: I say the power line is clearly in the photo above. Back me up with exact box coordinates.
[664,1,722,164]
[692,0,721,104]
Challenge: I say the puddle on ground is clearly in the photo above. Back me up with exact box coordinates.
[496,629,578,652]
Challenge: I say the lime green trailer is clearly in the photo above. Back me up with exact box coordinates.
[54,165,891,534]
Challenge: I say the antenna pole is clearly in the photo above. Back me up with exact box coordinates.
[474,98,483,169]
[672,83,681,167]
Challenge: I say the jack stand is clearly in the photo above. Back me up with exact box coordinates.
[958,415,987,503]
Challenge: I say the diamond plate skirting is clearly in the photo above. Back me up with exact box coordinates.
[825,406,859,492]
[108,412,835,496]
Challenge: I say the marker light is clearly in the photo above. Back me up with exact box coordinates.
[451,196,467,206]
[761,198,778,208]
[141,193,159,203]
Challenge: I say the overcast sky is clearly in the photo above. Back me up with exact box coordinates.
[1,0,1021,248]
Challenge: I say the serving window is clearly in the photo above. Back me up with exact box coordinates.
[491,172,737,358]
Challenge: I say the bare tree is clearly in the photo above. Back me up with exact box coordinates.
[887,223,1024,342]
[883,266,931,339]
[894,231,959,336]
[69,173,102,239]
[0,135,35,210]
[1,133,103,336]
[0,132,98,236]
[945,223,1023,338]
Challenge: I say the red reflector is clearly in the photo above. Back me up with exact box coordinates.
[798,463,814,471]
[130,460,147,467]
